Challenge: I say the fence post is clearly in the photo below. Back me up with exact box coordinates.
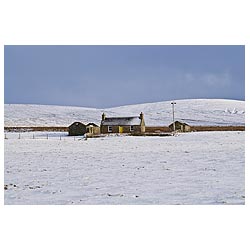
[47,134,48,139]
[60,135,61,140]
[33,134,35,139]
[18,133,21,139]
[5,133,7,139]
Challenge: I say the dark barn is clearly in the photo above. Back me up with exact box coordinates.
[68,122,86,136]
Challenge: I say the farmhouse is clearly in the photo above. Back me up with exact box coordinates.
[169,121,191,132]
[100,112,145,134]
[86,123,100,135]
[68,122,86,136]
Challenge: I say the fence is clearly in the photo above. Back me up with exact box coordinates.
[4,132,88,141]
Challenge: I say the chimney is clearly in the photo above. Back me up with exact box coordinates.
[102,113,106,121]
[139,112,144,120]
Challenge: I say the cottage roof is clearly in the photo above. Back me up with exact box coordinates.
[101,116,141,126]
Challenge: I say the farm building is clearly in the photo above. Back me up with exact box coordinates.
[169,121,191,132]
[86,123,100,135]
[100,112,145,134]
[68,122,86,136]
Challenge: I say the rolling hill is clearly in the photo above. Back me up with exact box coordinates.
[4,99,245,127]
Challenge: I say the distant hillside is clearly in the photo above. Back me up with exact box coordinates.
[4,99,245,127]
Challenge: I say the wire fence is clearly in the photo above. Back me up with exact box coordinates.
[4,132,88,141]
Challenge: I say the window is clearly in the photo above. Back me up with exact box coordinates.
[108,126,112,132]
[130,126,134,132]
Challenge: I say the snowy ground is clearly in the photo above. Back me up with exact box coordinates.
[4,131,245,205]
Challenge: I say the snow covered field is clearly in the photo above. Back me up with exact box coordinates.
[4,99,245,127]
[4,131,245,205]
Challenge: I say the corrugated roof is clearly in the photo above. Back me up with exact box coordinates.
[169,121,190,126]
[69,121,85,127]
[101,117,141,126]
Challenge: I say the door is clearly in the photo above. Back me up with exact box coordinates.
[119,126,123,133]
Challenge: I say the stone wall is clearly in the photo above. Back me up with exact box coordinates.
[145,126,171,133]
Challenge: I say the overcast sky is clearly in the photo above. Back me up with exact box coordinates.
[4,45,245,108]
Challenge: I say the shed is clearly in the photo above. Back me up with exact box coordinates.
[169,121,191,132]
[100,112,145,134]
[68,122,86,136]
[86,123,100,135]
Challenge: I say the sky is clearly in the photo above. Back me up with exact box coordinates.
[4,45,245,108]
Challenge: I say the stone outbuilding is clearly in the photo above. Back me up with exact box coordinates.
[68,122,86,136]
[100,112,145,134]
[169,121,191,132]
[86,123,100,135]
